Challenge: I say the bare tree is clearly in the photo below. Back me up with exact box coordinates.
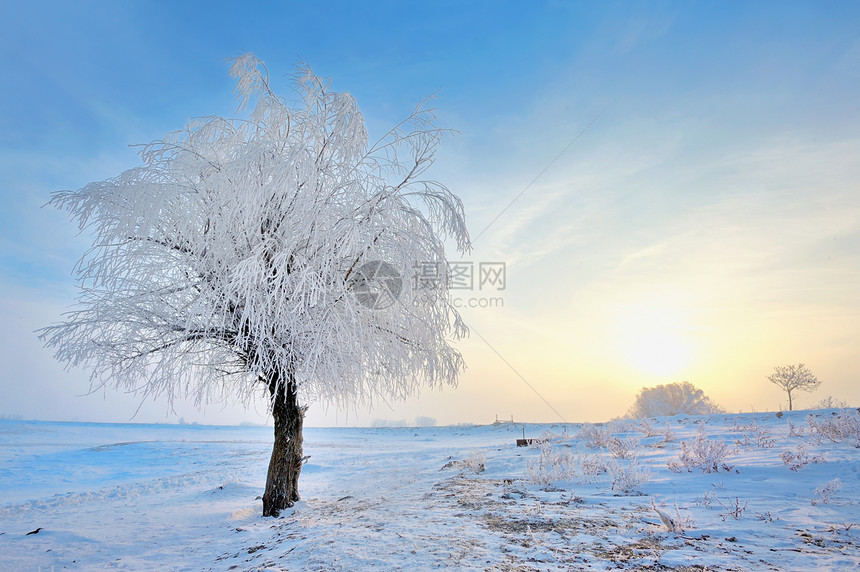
[625,381,723,418]
[767,364,820,411]
[40,54,469,516]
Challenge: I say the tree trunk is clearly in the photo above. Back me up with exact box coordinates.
[262,370,304,517]
[787,390,793,412]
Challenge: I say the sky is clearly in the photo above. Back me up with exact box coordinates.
[1,1,859,426]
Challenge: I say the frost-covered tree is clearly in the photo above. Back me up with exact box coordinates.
[625,381,723,418]
[40,54,469,516]
[767,363,820,411]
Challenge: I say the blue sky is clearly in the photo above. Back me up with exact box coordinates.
[2,1,859,425]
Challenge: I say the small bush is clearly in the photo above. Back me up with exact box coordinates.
[637,419,677,442]
[651,499,696,533]
[638,418,659,437]
[735,422,775,448]
[812,478,842,505]
[572,452,607,484]
[525,444,609,486]
[755,511,775,523]
[608,436,642,460]
[780,445,825,471]
[806,410,860,445]
[815,395,848,410]
[608,459,651,494]
[709,493,747,521]
[462,450,486,474]
[525,444,575,486]
[786,419,805,437]
[696,486,747,521]
[662,425,677,442]
[668,427,735,473]
[577,423,613,448]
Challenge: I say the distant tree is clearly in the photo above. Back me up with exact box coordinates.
[40,54,469,516]
[626,381,723,418]
[767,364,820,411]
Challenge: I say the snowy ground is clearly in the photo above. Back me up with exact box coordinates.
[1,410,858,570]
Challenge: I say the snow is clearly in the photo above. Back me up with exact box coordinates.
[1,410,858,570]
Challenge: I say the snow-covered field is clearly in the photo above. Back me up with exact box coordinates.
[1,410,858,570]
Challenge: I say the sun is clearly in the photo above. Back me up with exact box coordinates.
[624,329,693,377]
[614,303,695,378]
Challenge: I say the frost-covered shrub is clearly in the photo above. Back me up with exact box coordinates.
[815,396,848,409]
[638,418,658,437]
[735,422,775,448]
[699,491,747,521]
[755,511,775,523]
[608,459,651,494]
[572,452,607,484]
[786,419,805,437]
[442,451,486,474]
[638,419,677,443]
[812,478,842,505]
[577,424,613,448]
[609,419,638,433]
[662,425,677,442]
[806,410,860,445]
[608,436,641,460]
[525,444,608,486]
[525,443,575,486]
[667,427,735,473]
[651,499,695,533]
[780,445,825,471]
[625,382,723,418]
[463,451,486,474]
